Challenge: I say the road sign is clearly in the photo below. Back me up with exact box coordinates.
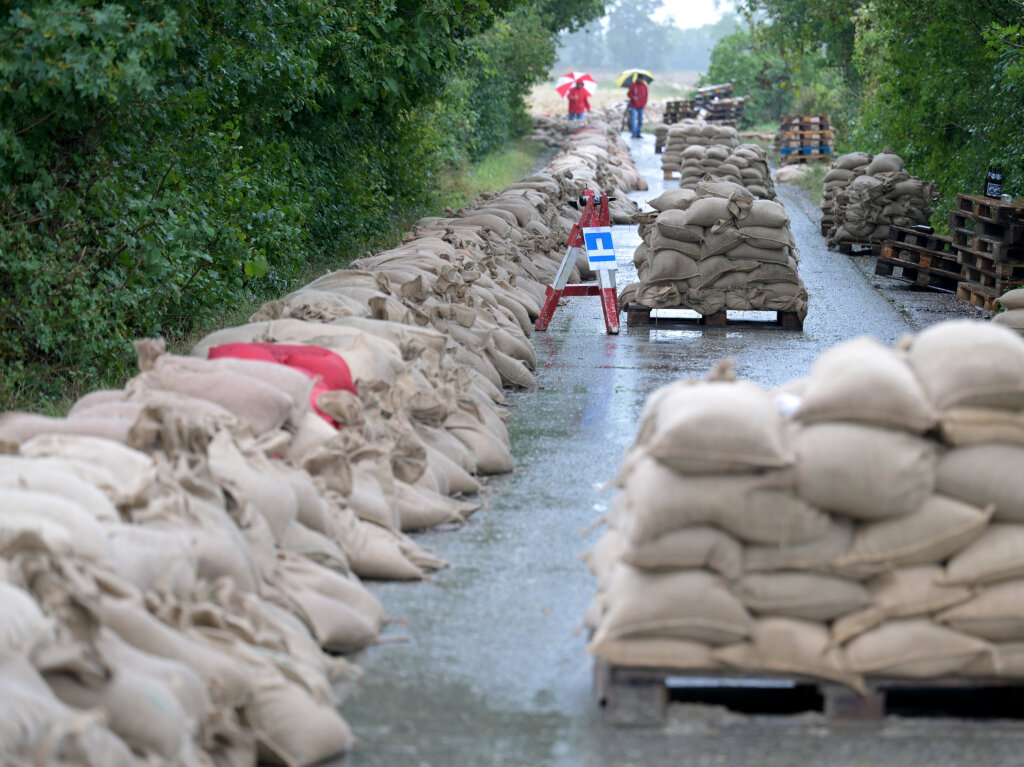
[583,226,616,271]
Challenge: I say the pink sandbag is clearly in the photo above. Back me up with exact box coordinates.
[208,342,356,425]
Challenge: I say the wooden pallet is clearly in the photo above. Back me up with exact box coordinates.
[951,227,1024,261]
[780,129,833,141]
[836,240,885,255]
[959,250,1024,279]
[594,661,1022,727]
[957,281,999,312]
[875,247,961,292]
[781,154,833,166]
[780,145,832,157]
[820,221,832,237]
[662,169,679,180]
[625,304,803,330]
[780,114,830,124]
[956,193,1024,224]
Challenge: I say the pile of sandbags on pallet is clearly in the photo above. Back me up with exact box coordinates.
[619,178,808,320]
[993,289,1024,333]
[586,320,1024,687]
[674,144,776,199]
[822,151,936,246]
[0,119,647,766]
[661,120,739,177]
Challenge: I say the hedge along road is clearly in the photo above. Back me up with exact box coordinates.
[336,133,1024,766]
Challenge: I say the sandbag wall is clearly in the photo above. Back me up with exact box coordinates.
[673,144,776,199]
[821,151,936,247]
[0,123,645,766]
[587,320,1024,688]
[661,120,738,177]
[619,179,809,319]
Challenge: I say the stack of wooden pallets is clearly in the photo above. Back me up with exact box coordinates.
[777,114,832,165]
[693,84,744,126]
[662,99,695,125]
[875,226,961,292]
[951,194,1024,311]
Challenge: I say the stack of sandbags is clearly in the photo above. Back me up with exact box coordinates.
[676,144,775,199]
[587,320,1024,687]
[993,288,1024,333]
[0,123,646,764]
[661,120,739,177]
[819,151,871,233]
[619,178,808,320]
[826,152,937,247]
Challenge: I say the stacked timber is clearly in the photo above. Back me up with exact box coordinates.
[777,114,832,165]
[951,195,1024,312]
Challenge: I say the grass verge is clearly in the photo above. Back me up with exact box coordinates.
[785,161,829,207]
[5,137,549,415]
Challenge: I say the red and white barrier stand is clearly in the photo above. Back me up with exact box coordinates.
[534,190,620,335]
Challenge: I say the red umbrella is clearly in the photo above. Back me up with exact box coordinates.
[556,72,597,98]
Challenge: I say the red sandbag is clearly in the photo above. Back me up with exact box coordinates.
[208,343,356,425]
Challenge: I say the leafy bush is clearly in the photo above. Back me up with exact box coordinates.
[0,0,602,408]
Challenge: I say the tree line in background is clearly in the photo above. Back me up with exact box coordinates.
[0,0,602,405]
[701,0,1024,217]
[555,0,742,73]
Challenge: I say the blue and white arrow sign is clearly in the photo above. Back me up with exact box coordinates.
[583,226,616,271]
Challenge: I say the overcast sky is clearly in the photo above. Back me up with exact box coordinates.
[653,0,735,29]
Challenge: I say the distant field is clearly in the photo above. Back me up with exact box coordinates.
[527,70,702,115]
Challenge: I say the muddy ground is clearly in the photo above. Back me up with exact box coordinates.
[335,133,1013,767]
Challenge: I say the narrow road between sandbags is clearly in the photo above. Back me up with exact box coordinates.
[339,133,1024,767]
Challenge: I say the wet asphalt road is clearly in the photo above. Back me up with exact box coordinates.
[337,133,1020,767]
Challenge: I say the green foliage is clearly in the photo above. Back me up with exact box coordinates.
[708,0,1024,228]
[1,0,604,409]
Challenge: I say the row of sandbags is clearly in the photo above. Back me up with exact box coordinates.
[661,120,739,175]
[663,143,776,200]
[619,178,809,320]
[821,151,936,246]
[587,320,1024,689]
[0,122,646,765]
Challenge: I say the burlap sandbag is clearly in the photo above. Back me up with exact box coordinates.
[635,380,792,475]
[794,422,936,520]
[998,288,1024,311]
[838,495,992,568]
[0,489,109,561]
[589,636,719,671]
[655,209,706,242]
[619,525,743,580]
[0,457,119,523]
[831,566,974,646]
[737,200,789,228]
[991,308,1024,333]
[714,618,864,690]
[794,337,936,432]
[907,320,1024,410]
[936,580,1024,641]
[959,642,1024,677]
[614,458,829,546]
[733,572,870,621]
[937,445,1024,522]
[19,434,156,506]
[938,406,1024,447]
[743,519,853,574]
[592,566,754,646]
[0,655,138,767]
[0,580,51,655]
[943,523,1024,586]
[842,619,990,677]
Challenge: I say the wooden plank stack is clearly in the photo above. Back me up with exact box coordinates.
[777,114,832,165]
[875,226,961,292]
[951,194,1024,311]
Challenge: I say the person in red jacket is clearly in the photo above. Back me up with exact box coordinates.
[567,80,590,121]
[627,78,648,138]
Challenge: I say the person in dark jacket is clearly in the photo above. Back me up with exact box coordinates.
[627,78,648,138]
[567,81,590,121]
